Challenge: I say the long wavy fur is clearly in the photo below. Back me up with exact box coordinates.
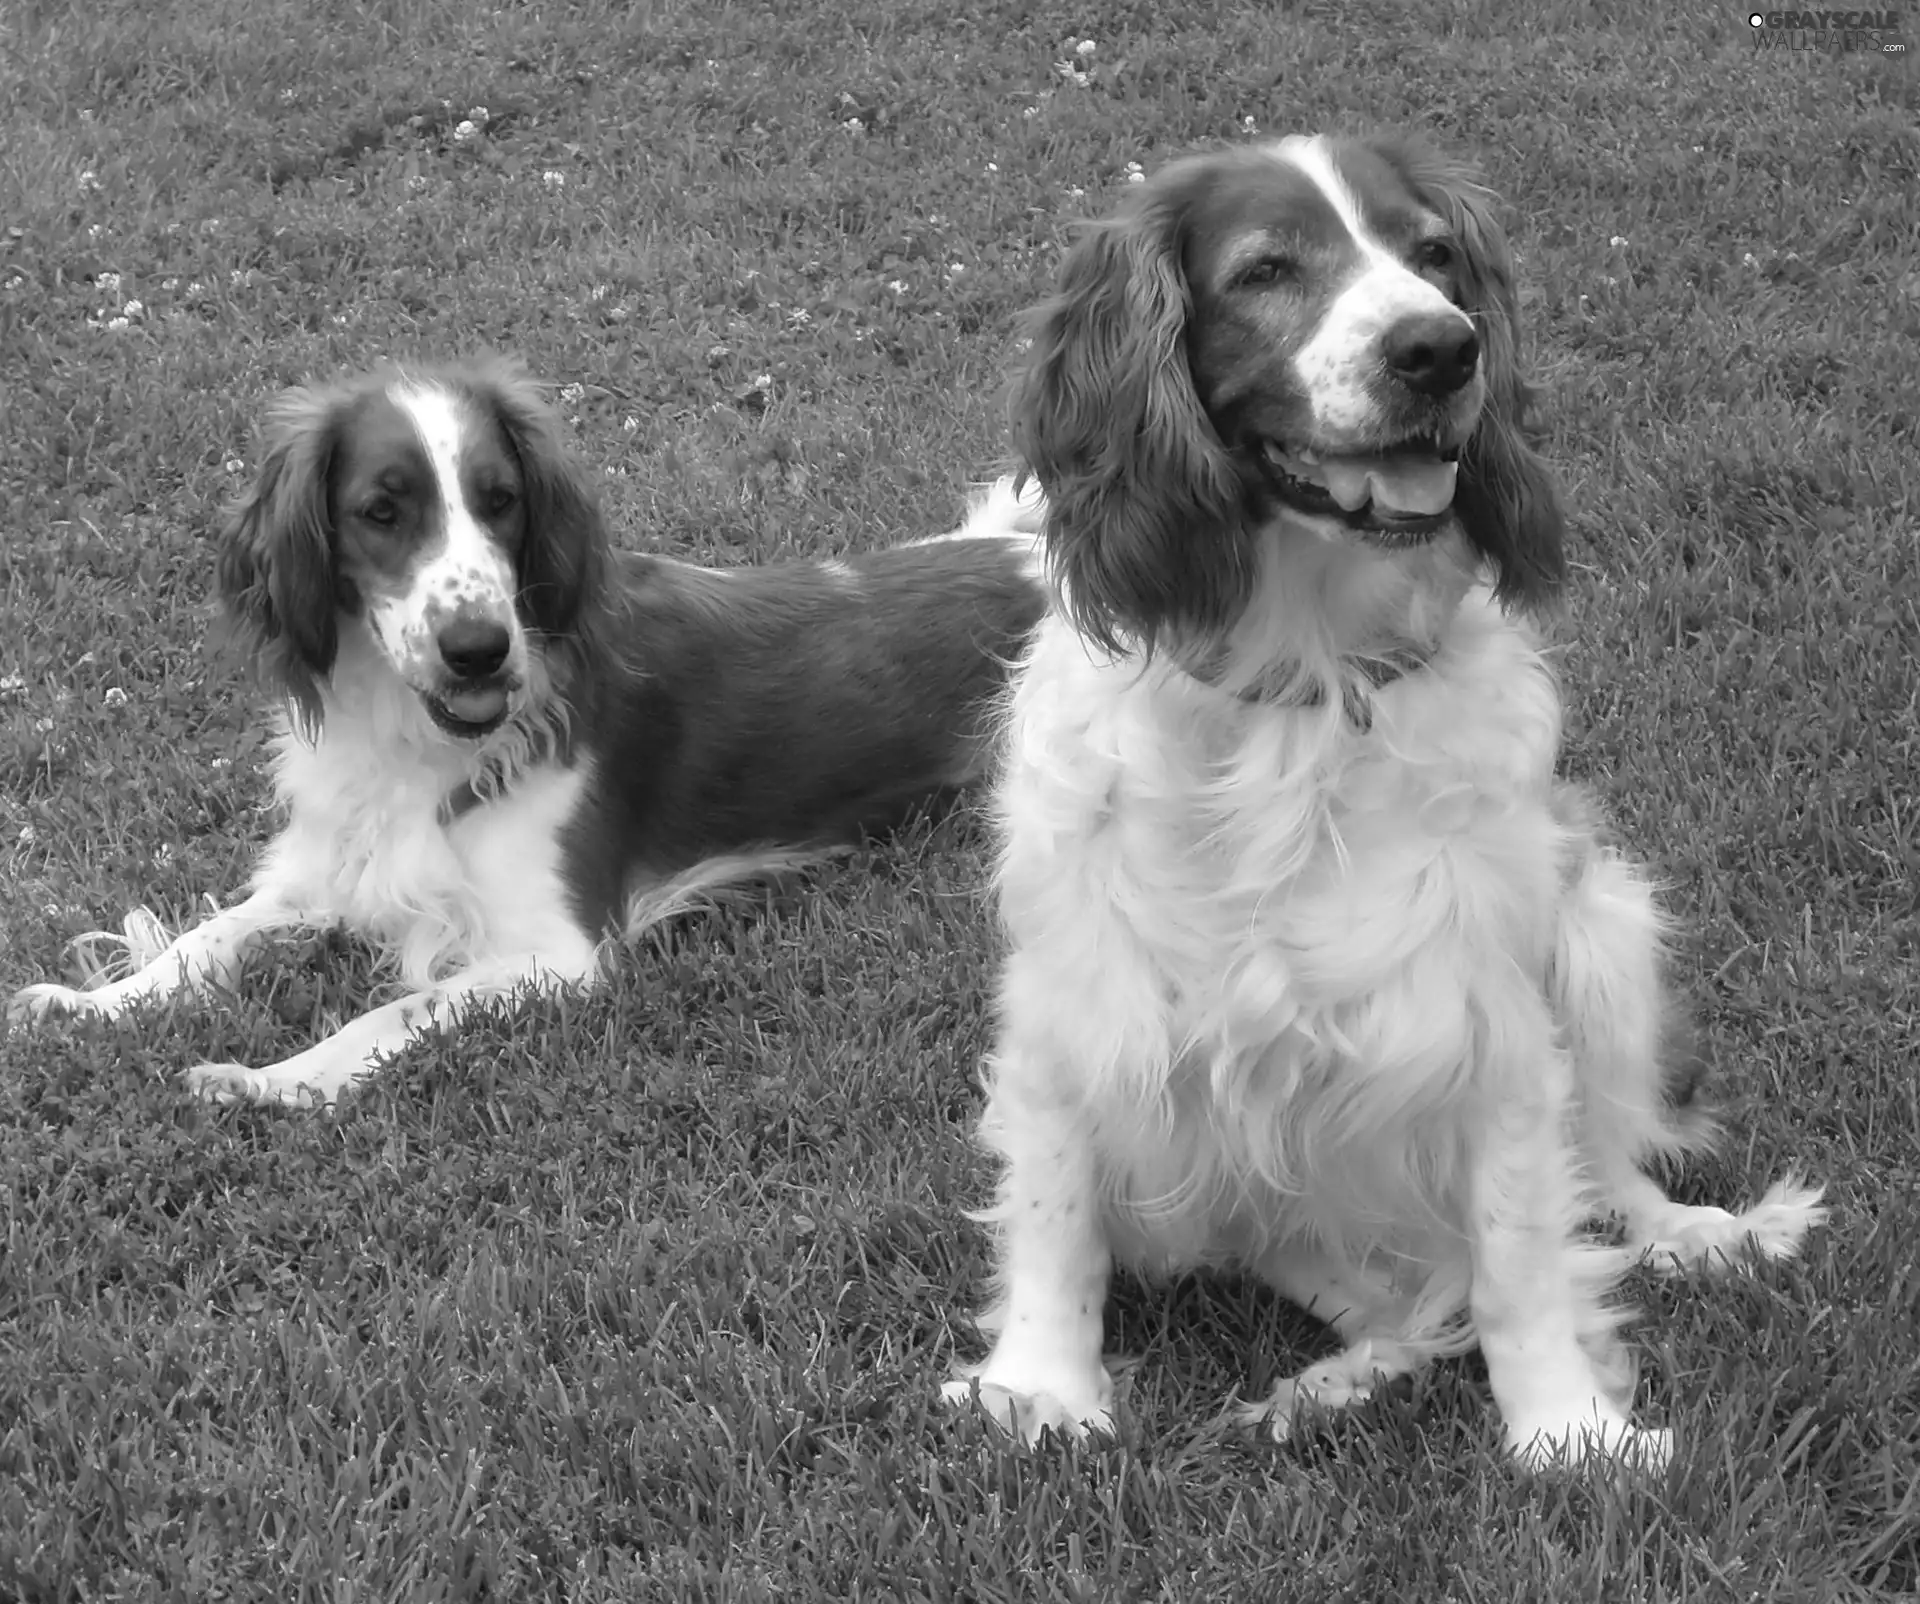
[1013,172,1252,660]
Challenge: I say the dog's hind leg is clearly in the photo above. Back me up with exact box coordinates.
[1549,801,1827,1272]
[1237,1244,1441,1441]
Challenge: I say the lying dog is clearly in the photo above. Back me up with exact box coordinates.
[941,137,1824,1470]
[11,357,1046,1106]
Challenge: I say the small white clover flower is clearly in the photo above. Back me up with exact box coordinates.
[1066,184,1086,199]
[1023,106,1039,119]
[468,105,489,123]
[947,261,965,275]
[843,117,866,134]
[1609,235,1630,250]
[1076,38,1096,56]
[787,307,812,328]
[330,314,350,326]
[750,373,772,391]
[78,169,101,194]
[407,174,429,192]
[1124,161,1145,184]
[185,280,206,297]
[0,674,26,700]
[589,284,611,302]
[985,161,999,172]
[152,844,174,868]
[87,224,104,239]
[32,717,54,734]
[1242,115,1258,134]
[223,456,246,474]
[120,298,143,318]
[560,382,586,404]
[96,271,122,295]
[210,756,229,770]
[1742,251,1758,267]
[18,824,36,846]
[103,315,129,331]
[888,279,909,294]
[453,120,478,143]
[622,415,640,433]
[161,277,178,290]
[542,169,566,189]
[102,687,128,708]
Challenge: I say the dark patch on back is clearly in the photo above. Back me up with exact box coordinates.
[554,540,1045,939]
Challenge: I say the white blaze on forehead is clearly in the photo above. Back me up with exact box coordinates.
[390,382,518,607]
[364,381,522,687]
[1276,135,1476,442]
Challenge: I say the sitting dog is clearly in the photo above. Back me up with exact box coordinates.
[940,138,1825,1470]
[11,357,1046,1106]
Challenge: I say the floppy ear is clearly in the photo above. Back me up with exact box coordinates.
[216,385,344,735]
[1014,176,1252,657]
[459,356,608,647]
[1369,137,1565,611]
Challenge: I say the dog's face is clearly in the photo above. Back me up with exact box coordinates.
[1178,139,1487,548]
[327,383,532,736]
[1015,135,1565,658]
[218,358,604,738]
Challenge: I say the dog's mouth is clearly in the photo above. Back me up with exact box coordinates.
[1257,436,1462,546]
[425,683,513,739]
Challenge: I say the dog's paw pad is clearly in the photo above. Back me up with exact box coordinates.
[1239,1353,1383,1442]
[940,1375,1114,1444]
[8,983,95,1025]
[182,1063,324,1108]
[1512,1414,1671,1475]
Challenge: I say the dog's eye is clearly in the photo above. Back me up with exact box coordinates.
[1415,239,1455,272]
[1235,256,1295,289]
[484,487,518,517]
[362,498,398,527]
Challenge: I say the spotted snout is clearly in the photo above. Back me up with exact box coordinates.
[365,559,530,739]
[417,594,526,737]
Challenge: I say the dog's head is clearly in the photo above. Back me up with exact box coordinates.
[217,355,606,738]
[1015,135,1565,660]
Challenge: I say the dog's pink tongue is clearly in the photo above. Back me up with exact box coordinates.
[441,686,507,724]
[1319,456,1459,516]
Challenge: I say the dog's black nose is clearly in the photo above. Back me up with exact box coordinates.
[437,617,511,679]
[1384,314,1480,397]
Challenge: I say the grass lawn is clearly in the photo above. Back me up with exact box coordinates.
[2,0,1916,1597]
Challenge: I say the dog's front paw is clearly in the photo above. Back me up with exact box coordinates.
[8,982,101,1026]
[940,1368,1116,1445]
[1509,1409,1672,1476]
[183,1063,327,1110]
[1239,1346,1389,1443]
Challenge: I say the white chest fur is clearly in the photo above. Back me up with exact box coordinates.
[993,590,1574,1270]
[254,645,590,987]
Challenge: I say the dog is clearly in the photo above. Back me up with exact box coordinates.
[10,357,1046,1106]
[939,137,1825,1470]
